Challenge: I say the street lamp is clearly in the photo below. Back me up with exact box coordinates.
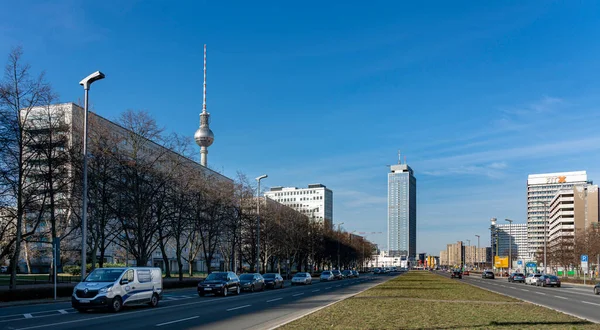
[505,219,513,271]
[255,174,268,273]
[79,71,105,280]
[337,222,344,269]
[475,235,480,269]
[466,239,471,269]
[532,201,548,273]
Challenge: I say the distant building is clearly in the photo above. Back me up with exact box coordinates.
[527,171,589,259]
[439,250,448,267]
[548,185,599,249]
[387,157,417,260]
[490,219,528,262]
[264,184,333,229]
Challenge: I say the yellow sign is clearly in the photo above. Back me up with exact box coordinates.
[494,256,508,268]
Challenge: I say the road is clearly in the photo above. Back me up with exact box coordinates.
[437,271,600,323]
[0,273,396,330]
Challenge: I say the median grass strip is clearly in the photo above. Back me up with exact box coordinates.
[280,271,598,329]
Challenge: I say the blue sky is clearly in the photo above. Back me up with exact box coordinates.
[2,1,600,255]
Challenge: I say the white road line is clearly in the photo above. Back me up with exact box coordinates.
[535,292,546,295]
[226,304,251,312]
[581,301,600,306]
[554,295,568,300]
[312,289,320,292]
[57,310,68,315]
[156,316,199,327]
[24,314,33,319]
[266,298,282,303]
[164,297,178,300]
[521,289,529,292]
[293,293,304,297]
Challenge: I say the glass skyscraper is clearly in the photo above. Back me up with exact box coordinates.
[387,162,417,260]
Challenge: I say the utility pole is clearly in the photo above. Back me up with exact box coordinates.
[505,219,513,272]
[475,235,480,270]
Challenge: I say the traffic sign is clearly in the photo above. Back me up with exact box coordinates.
[517,260,522,265]
[582,254,589,271]
[526,262,536,268]
[582,255,589,262]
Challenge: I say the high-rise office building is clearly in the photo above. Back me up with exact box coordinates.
[527,171,589,259]
[264,184,333,229]
[548,185,599,249]
[387,157,416,259]
[490,218,528,262]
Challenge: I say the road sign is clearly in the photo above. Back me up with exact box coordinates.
[526,262,536,268]
[517,260,522,265]
[494,256,508,268]
[582,254,589,271]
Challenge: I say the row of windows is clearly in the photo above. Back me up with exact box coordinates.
[271,190,321,197]
[275,196,323,202]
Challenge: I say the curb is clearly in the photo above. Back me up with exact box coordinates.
[267,275,400,329]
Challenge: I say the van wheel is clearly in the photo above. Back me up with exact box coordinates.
[148,293,159,307]
[110,296,122,313]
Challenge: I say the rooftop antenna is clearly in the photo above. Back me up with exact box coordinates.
[398,150,401,165]
[404,156,407,165]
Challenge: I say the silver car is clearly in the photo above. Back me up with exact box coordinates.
[291,272,312,285]
[320,271,334,282]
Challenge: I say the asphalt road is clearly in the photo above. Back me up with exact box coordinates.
[437,271,600,323]
[0,273,397,330]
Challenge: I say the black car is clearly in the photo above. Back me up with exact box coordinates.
[482,271,495,279]
[239,273,265,292]
[342,270,354,278]
[352,270,359,278]
[508,273,525,283]
[332,270,343,280]
[263,273,284,289]
[198,272,240,297]
[451,271,462,279]
[537,275,561,287]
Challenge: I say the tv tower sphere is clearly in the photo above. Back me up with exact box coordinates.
[195,121,214,147]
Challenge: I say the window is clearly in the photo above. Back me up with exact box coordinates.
[137,269,152,283]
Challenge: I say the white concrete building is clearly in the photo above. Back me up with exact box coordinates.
[264,184,333,229]
[490,220,528,262]
[527,171,589,259]
[548,185,599,249]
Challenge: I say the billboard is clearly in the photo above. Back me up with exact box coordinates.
[494,256,508,268]
[527,171,587,185]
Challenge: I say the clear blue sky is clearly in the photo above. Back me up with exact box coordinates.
[2,1,600,255]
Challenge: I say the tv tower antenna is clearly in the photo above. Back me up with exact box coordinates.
[194,44,215,166]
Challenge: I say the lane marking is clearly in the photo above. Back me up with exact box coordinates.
[312,289,320,292]
[293,293,304,297]
[58,310,68,315]
[535,292,546,295]
[24,314,33,319]
[554,296,568,300]
[156,316,199,327]
[226,304,251,312]
[164,297,178,301]
[266,298,282,303]
[581,301,600,306]
[521,289,529,292]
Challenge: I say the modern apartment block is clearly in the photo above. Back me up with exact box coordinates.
[264,184,333,229]
[490,218,528,262]
[527,171,589,259]
[387,159,417,259]
[548,185,599,248]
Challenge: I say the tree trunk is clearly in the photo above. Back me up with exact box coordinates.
[158,238,170,278]
[24,240,31,274]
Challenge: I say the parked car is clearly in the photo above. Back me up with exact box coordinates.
[451,271,462,279]
[508,273,525,283]
[262,273,284,289]
[72,267,162,313]
[332,270,343,280]
[342,270,354,278]
[593,282,600,295]
[320,271,334,282]
[239,273,265,292]
[291,272,312,285]
[463,270,470,276]
[537,275,561,287]
[482,271,495,279]
[352,270,359,278]
[525,273,542,285]
[198,271,240,297]
[373,268,382,274]
[0,266,7,273]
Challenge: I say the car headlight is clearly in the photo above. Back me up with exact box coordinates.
[99,285,113,293]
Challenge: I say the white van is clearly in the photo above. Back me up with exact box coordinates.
[71,267,162,312]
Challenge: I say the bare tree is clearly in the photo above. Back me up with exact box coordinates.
[0,47,54,288]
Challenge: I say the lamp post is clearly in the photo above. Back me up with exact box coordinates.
[466,239,471,269]
[475,235,480,270]
[78,71,105,280]
[255,174,268,273]
[532,201,548,273]
[337,222,344,269]
[505,219,513,272]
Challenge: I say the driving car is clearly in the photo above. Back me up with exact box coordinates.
[593,282,600,295]
[451,271,462,279]
[463,270,470,276]
[320,271,334,282]
[332,270,343,280]
[239,273,265,292]
[373,268,382,274]
[508,273,525,283]
[352,270,359,277]
[262,273,284,289]
[291,272,312,285]
[536,275,561,287]
[525,273,542,285]
[482,271,495,279]
[198,271,240,297]
[342,270,354,278]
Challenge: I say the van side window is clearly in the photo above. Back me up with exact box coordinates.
[137,270,152,283]
[123,269,134,282]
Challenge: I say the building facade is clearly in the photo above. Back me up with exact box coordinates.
[490,219,528,262]
[264,184,333,229]
[548,185,599,249]
[527,171,589,259]
[387,162,417,259]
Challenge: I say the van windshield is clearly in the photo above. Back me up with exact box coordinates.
[85,269,125,282]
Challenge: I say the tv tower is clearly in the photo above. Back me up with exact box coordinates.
[194,44,215,167]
